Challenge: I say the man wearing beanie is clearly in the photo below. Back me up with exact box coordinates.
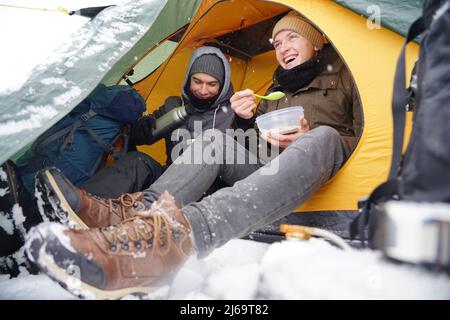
[49,46,234,198]
[233,11,361,153]
[189,54,225,86]
[29,13,362,299]
[82,46,234,192]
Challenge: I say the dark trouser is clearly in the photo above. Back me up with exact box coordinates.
[80,151,165,198]
[142,126,346,257]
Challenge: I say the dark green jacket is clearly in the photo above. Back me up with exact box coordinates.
[238,45,362,157]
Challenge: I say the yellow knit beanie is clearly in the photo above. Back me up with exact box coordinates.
[272,11,324,49]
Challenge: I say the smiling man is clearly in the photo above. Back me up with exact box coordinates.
[27,11,362,299]
[232,11,361,153]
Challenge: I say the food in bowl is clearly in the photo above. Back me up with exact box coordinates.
[271,126,300,134]
[255,106,304,134]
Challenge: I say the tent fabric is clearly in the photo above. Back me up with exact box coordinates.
[0,0,421,166]
[0,0,201,165]
[134,0,420,212]
[333,0,424,38]
[0,0,423,213]
[101,0,202,85]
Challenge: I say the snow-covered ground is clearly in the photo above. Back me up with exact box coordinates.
[1,0,449,300]
[1,238,449,300]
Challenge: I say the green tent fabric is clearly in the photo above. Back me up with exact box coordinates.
[333,0,424,37]
[0,0,201,165]
[101,0,201,85]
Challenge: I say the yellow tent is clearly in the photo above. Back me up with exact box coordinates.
[130,0,419,214]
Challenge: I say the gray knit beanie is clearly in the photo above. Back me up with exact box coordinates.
[189,54,225,85]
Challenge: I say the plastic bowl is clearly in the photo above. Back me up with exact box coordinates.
[255,106,304,134]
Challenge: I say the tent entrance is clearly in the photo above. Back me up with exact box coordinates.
[135,0,419,214]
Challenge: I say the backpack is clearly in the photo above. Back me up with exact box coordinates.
[350,0,450,251]
[15,84,146,193]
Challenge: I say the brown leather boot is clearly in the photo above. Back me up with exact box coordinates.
[36,167,145,229]
[26,191,193,300]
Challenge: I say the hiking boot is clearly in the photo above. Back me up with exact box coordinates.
[25,191,193,300]
[36,167,145,229]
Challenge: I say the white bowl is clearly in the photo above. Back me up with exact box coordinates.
[255,106,304,134]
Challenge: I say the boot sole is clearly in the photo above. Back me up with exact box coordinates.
[36,170,88,230]
[40,250,160,300]
[27,228,160,300]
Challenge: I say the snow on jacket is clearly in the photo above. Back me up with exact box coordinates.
[237,45,362,158]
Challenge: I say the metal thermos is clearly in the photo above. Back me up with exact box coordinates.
[151,106,189,141]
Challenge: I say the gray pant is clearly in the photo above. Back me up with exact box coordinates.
[143,126,346,257]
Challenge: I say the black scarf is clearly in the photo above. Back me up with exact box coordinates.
[274,56,321,93]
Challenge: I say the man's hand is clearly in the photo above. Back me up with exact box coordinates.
[130,115,157,145]
[230,89,257,119]
[261,117,310,148]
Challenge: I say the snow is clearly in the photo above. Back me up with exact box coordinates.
[1,238,449,300]
[258,239,450,300]
[52,86,82,106]
[11,204,26,236]
[0,0,129,94]
[0,188,26,236]
[0,274,74,300]
[40,78,72,86]
[0,187,8,197]
[0,212,14,235]
[433,1,450,22]
[26,223,77,259]
[0,105,59,136]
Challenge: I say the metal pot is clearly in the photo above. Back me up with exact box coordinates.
[376,201,450,271]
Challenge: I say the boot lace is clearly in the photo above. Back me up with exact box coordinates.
[100,210,189,257]
[89,192,140,220]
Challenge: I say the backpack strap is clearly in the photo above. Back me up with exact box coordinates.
[35,109,98,154]
[350,179,399,245]
[350,17,425,245]
[389,17,425,179]
[109,132,129,159]
[78,127,113,154]
[86,129,130,176]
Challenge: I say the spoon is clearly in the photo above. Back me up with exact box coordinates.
[253,91,286,101]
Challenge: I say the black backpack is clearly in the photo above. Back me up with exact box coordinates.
[350,0,450,247]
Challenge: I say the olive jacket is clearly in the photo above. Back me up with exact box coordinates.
[238,45,362,157]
